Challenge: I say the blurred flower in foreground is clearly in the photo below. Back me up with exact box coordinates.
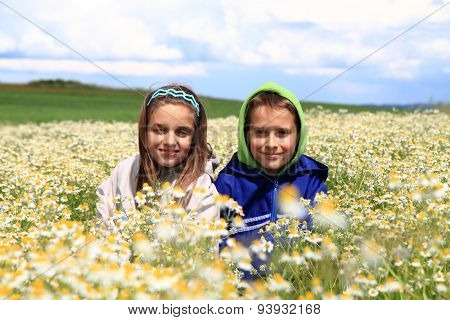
[388,176,402,190]
[378,277,403,293]
[360,239,385,268]
[220,239,252,271]
[266,273,292,292]
[250,236,274,261]
[171,185,185,199]
[132,232,155,260]
[311,277,323,295]
[413,173,448,201]
[232,215,246,228]
[322,237,339,259]
[314,198,347,229]
[280,250,305,265]
[134,191,146,206]
[278,184,307,220]
[436,283,447,293]
[156,220,177,241]
[214,194,244,218]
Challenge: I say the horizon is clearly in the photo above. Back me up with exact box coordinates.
[2,78,446,107]
[0,1,449,105]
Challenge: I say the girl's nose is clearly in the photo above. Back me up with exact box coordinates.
[164,131,177,146]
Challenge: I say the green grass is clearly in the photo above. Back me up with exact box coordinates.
[0,81,393,124]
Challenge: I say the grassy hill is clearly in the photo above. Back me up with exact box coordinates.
[0,80,401,124]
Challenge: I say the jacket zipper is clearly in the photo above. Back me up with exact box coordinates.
[271,178,279,222]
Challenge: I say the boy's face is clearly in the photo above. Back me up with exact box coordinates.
[247,105,298,175]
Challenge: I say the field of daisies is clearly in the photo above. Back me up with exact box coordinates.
[0,108,448,299]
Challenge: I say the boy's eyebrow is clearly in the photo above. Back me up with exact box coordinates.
[250,125,292,130]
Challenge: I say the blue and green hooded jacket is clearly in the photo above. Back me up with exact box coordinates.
[214,82,328,279]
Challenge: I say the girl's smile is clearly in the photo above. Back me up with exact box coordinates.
[158,148,180,158]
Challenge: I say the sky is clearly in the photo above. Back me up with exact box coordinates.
[0,0,449,104]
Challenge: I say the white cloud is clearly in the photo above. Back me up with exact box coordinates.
[168,1,439,76]
[0,58,206,77]
[382,58,422,79]
[0,31,15,52]
[1,0,449,83]
[443,67,450,74]
[168,16,373,68]
[284,67,345,76]
[4,0,184,60]
[419,38,450,59]
[222,0,450,31]
[170,0,449,79]
[255,29,373,66]
[18,28,71,57]
[257,40,293,65]
[336,81,379,94]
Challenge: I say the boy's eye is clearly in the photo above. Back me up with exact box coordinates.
[277,129,290,137]
[254,129,267,136]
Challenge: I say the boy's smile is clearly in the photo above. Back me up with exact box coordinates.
[247,105,298,175]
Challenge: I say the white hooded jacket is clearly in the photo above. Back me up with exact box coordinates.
[96,154,219,227]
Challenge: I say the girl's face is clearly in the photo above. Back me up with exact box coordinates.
[147,103,196,168]
[247,105,298,175]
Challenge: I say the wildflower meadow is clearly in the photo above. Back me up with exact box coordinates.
[0,108,448,299]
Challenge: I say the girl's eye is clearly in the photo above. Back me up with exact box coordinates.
[176,128,192,137]
[152,126,167,134]
[277,129,289,137]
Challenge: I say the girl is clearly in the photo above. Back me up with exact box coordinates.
[96,84,219,228]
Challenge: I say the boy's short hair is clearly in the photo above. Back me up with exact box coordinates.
[245,91,301,132]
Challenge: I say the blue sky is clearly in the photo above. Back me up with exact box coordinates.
[0,0,449,104]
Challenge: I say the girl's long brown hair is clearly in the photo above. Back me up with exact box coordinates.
[136,84,211,194]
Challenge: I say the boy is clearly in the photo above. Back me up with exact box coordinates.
[215,82,328,280]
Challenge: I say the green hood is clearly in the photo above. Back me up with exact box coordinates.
[237,81,307,175]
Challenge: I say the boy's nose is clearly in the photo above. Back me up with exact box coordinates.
[266,132,278,148]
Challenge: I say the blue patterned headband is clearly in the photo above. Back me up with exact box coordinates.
[146,88,200,117]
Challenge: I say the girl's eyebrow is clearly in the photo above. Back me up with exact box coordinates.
[150,123,194,131]
[150,123,166,127]
[177,125,194,131]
